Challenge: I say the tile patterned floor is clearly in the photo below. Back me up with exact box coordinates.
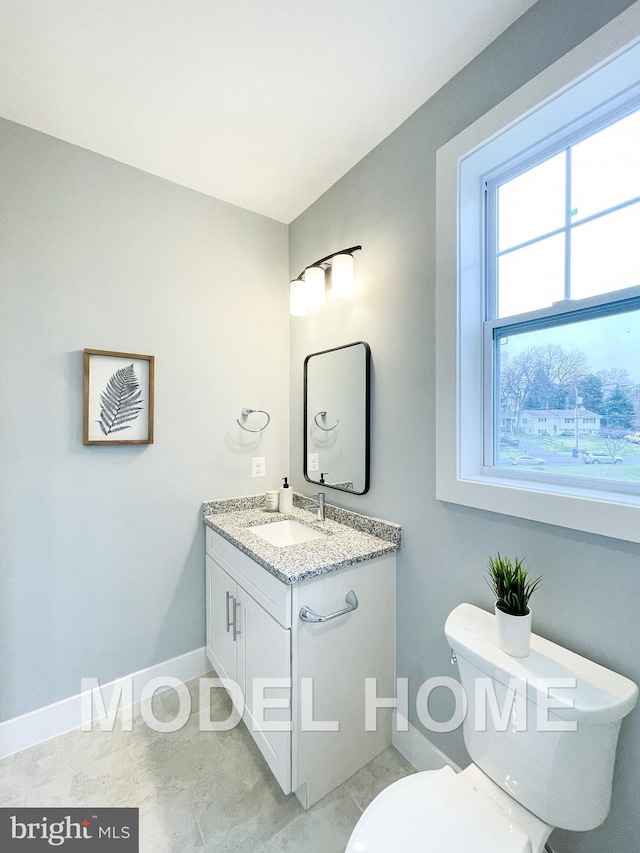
[0,675,415,852]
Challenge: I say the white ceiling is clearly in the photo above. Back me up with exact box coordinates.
[0,0,537,223]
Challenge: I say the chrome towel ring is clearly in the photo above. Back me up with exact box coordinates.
[314,410,339,431]
[237,407,271,432]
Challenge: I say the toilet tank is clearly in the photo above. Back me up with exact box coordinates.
[445,604,638,831]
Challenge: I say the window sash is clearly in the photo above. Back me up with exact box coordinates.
[485,292,640,491]
[482,287,640,468]
[485,97,640,321]
[485,97,640,472]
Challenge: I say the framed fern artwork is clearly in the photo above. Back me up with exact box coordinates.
[83,349,155,445]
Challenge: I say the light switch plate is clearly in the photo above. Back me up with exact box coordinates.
[308,452,319,472]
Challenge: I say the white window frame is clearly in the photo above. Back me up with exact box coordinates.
[435,2,640,544]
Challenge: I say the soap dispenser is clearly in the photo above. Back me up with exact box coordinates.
[279,477,293,513]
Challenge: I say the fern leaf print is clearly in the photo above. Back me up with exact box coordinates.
[97,363,144,436]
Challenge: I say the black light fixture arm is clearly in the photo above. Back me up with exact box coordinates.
[293,245,362,281]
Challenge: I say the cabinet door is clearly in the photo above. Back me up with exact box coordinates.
[292,554,396,807]
[241,590,292,794]
[206,555,239,684]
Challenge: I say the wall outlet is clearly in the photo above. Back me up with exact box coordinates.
[252,457,266,478]
[308,452,320,473]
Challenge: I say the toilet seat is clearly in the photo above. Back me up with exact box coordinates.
[345,766,532,852]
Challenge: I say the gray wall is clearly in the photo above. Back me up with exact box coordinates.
[0,118,289,721]
[289,2,639,851]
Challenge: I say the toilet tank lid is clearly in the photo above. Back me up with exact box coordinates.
[445,604,638,724]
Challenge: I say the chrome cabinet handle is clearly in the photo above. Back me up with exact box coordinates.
[225,591,234,632]
[299,590,358,623]
[233,599,242,641]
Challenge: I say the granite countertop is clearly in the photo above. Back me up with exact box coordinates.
[203,494,401,584]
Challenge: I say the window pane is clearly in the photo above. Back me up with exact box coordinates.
[571,108,640,221]
[495,308,640,486]
[497,234,565,317]
[497,153,565,251]
[570,202,640,300]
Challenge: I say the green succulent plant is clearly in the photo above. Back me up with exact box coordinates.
[486,553,542,616]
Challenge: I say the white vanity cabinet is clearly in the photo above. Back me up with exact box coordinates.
[205,525,396,809]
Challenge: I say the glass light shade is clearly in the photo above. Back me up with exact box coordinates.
[304,266,326,309]
[331,253,355,298]
[289,279,308,316]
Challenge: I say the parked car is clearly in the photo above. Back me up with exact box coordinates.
[500,435,520,446]
[510,454,544,467]
[583,452,622,464]
[624,432,640,444]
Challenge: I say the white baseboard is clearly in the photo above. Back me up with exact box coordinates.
[0,646,210,760]
[392,711,461,773]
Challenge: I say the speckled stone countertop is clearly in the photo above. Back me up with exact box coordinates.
[203,493,401,584]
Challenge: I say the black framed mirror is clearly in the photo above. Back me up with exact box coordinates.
[303,341,371,494]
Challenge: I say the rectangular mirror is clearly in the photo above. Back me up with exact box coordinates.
[304,341,371,494]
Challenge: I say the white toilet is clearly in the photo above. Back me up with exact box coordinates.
[346,603,638,852]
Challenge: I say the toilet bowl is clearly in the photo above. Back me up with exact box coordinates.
[346,604,638,853]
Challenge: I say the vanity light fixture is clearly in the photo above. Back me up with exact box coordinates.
[289,246,361,316]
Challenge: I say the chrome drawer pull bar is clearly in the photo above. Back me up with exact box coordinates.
[225,591,234,632]
[299,590,358,623]
[233,599,242,641]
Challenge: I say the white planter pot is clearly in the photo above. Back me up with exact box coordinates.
[494,605,532,657]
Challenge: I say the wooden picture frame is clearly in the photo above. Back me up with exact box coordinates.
[83,349,154,445]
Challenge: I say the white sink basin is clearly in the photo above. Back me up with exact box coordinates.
[249,519,327,548]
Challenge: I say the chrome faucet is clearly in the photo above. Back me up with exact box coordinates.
[305,492,326,521]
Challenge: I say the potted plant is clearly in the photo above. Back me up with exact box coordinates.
[486,553,542,657]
